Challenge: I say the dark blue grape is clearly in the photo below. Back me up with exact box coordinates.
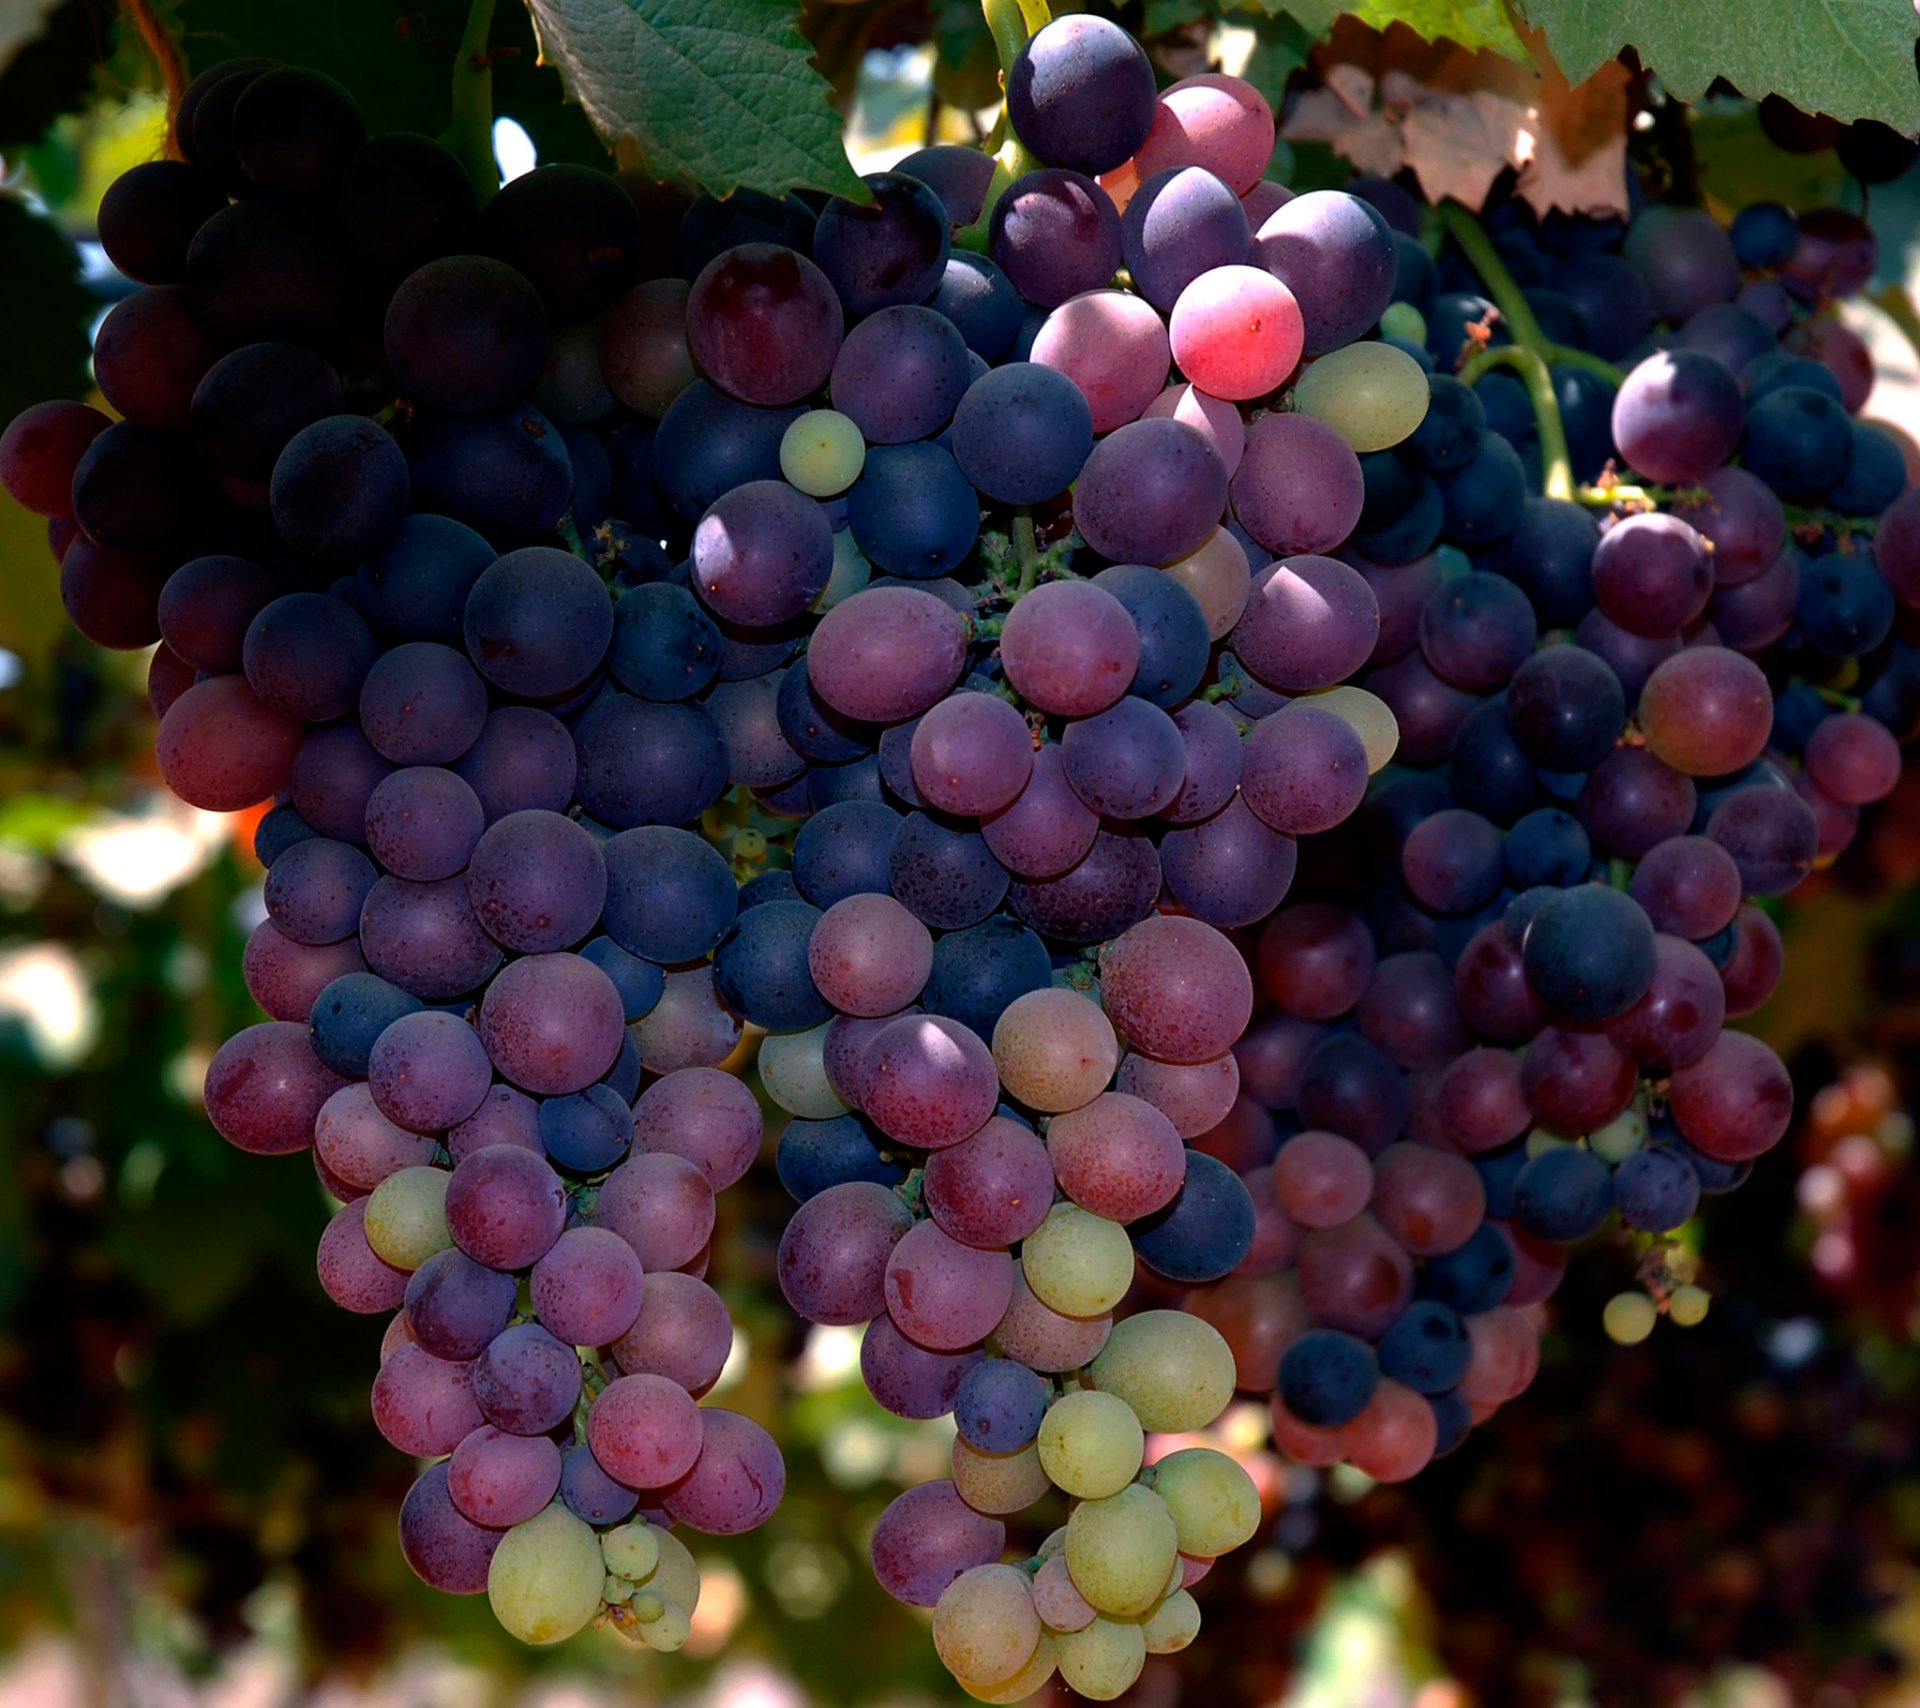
[953,1357,1051,1452]
[271,416,409,568]
[540,1083,633,1173]
[579,936,666,1023]
[1513,1146,1613,1241]
[676,189,816,278]
[1390,230,1437,312]
[652,380,803,520]
[1552,254,1652,361]
[812,172,950,317]
[1731,201,1798,267]
[740,869,802,910]
[607,582,721,702]
[1425,292,1504,367]
[1436,433,1526,546]
[1828,423,1908,514]
[476,163,644,322]
[1491,497,1598,629]
[407,402,571,541]
[1448,697,1540,825]
[559,1439,639,1526]
[1742,385,1853,497]
[1277,1329,1378,1426]
[809,755,885,810]
[1744,351,1846,405]
[1506,645,1624,771]
[989,168,1123,309]
[949,363,1093,505]
[254,800,319,867]
[1091,562,1210,707]
[1473,1145,1529,1221]
[776,1112,907,1201]
[792,799,901,905]
[1420,1221,1516,1312]
[1408,375,1485,473]
[1006,14,1156,175]
[1378,1301,1471,1394]
[1797,548,1895,656]
[1521,884,1656,1021]
[1612,1144,1701,1232]
[927,252,1024,360]
[1131,1151,1254,1282]
[920,917,1052,1040]
[1505,807,1590,888]
[848,442,980,577]
[888,811,1011,931]
[713,899,829,1031]
[1428,1389,1473,1456]
[894,147,997,227]
[356,514,495,645]
[308,971,424,1077]
[1297,1032,1406,1154]
[572,695,729,829]
[600,826,736,964]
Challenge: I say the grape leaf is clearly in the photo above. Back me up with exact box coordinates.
[0,196,93,422]
[1522,0,1920,131]
[521,0,866,199]
[1269,0,1528,60]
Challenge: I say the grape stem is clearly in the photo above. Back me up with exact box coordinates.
[121,0,187,142]
[444,0,500,204]
[1456,343,1576,503]
[1011,509,1042,597]
[954,0,1051,251]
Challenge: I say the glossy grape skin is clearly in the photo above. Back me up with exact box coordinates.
[990,168,1123,309]
[1074,418,1229,566]
[1611,350,1744,485]
[1134,73,1274,195]
[1253,191,1396,355]
[814,172,951,316]
[1232,555,1379,691]
[1031,289,1172,433]
[686,242,844,407]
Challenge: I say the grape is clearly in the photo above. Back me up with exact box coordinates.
[526,1227,646,1348]
[659,1408,784,1534]
[953,1358,1048,1457]
[884,1219,1013,1350]
[477,163,644,321]
[352,515,493,649]
[892,146,996,228]
[1037,1389,1144,1499]
[1168,264,1303,401]
[1240,704,1370,835]
[848,441,981,578]
[1160,793,1299,927]
[593,1151,716,1274]
[241,921,363,1023]
[908,694,1034,817]
[1612,1145,1702,1232]
[406,402,574,540]
[359,873,504,1000]
[949,362,1094,505]
[712,899,828,1030]
[609,1270,733,1397]
[1271,1129,1374,1227]
[270,416,410,569]
[791,799,901,908]
[1073,418,1229,566]
[1006,826,1161,944]
[1638,647,1771,777]
[978,742,1098,879]
[995,1259,1113,1370]
[572,695,730,830]
[813,171,950,316]
[448,1427,563,1530]
[471,1321,583,1437]
[95,159,228,285]
[989,168,1123,309]
[363,767,486,882]
[1122,167,1252,312]
[1100,915,1252,1065]
[337,132,478,291]
[1610,933,1726,1069]
[1506,645,1625,771]
[920,1114,1053,1249]
[824,305,969,446]
[1133,73,1274,195]
[886,812,1009,931]
[0,398,109,515]
[262,836,376,947]
[1421,571,1539,692]
[1357,952,1470,1069]
[778,1112,906,1200]
[871,1481,1006,1609]
[402,1246,517,1361]
[486,1503,604,1645]
[91,287,224,432]
[806,586,968,724]
[1064,1483,1179,1618]
[384,257,548,416]
[857,1318,978,1428]
[1278,1328,1378,1425]
[364,1164,453,1270]
[372,1337,481,1458]
[1054,1617,1145,1700]
[1061,696,1185,818]
[1622,205,1740,320]
[441,1143,568,1274]
[1798,549,1895,657]
[1089,1311,1236,1432]
[1007,15,1157,175]
[989,986,1117,1113]
[999,580,1139,717]
[1511,1145,1613,1242]
[1030,288,1172,432]
[1521,1026,1638,1132]
[934,1564,1044,1689]
[464,546,612,699]
[856,1013,996,1148]
[778,410,865,499]
[776,1177,913,1324]
[1230,412,1364,557]
[1370,1142,1485,1255]
[598,278,697,421]
[686,243,843,408]
[368,1010,491,1133]
[1252,191,1395,355]
[1743,385,1852,497]
[1131,1150,1256,1282]
[186,200,363,343]
[1233,555,1378,690]
[399,1461,501,1593]
[1295,1212,1413,1337]
[152,557,272,677]
[317,1196,410,1311]
[807,893,934,1018]
[1049,1092,1185,1222]
[627,1068,758,1191]
[581,1372,705,1491]
[1611,350,1744,484]
[204,1020,346,1157]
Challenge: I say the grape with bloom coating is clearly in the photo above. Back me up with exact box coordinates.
[487,1504,605,1645]
[933,1564,1043,1690]
[1148,1447,1261,1555]
[1088,1311,1236,1432]
[1065,1483,1180,1615]
[1037,1390,1145,1498]
[1022,1203,1136,1317]
[992,987,1119,1112]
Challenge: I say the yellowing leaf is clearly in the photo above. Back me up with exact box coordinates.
[521,0,866,199]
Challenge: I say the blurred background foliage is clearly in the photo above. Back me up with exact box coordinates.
[4,3,1920,1705]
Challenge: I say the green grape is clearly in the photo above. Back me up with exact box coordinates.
[603,1574,635,1605]
[759,1023,849,1118]
[487,1503,606,1644]
[629,1587,667,1623]
[1590,1108,1647,1164]
[637,1597,692,1652]
[646,1526,703,1615]
[961,1633,1058,1703]
[1140,1588,1201,1654]
[933,1564,1043,1690]
[1603,1291,1657,1344]
[780,409,866,497]
[1066,1485,1179,1616]
[1037,1389,1143,1500]
[1526,1126,1573,1157]
[1021,1203,1135,1317]
[1378,301,1427,345]
[1148,1447,1261,1556]
[1307,685,1399,773]
[363,1165,451,1270]
[1291,341,1430,452]
[952,1436,1052,1515]
[601,1520,661,1583]
[817,526,872,610]
[1088,1311,1236,1433]
[1054,1615,1148,1699]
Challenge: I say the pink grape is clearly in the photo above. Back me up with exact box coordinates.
[998,580,1141,717]
[1296,1213,1414,1339]
[883,1219,1013,1351]
[1168,264,1303,400]
[871,1480,1005,1607]
[530,1226,647,1347]
[478,952,625,1094]
[909,691,1034,814]
[777,1179,915,1324]
[588,1372,705,1488]
[923,1115,1056,1247]
[1047,1091,1186,1221]
[205,1020,346,1155]
[612,1271,735,1395]
[1143,381,1245,473]
[371,1341,482,1456]
[1668,1030,1793,1160]
[981,742,1100,878]
[1132,73,1276,195]
[596,1152,716,1272]
[1114,1050,1240,1138]
[993,1261,1112,1370]
[1369,1143,1485,1256]
[447,1426,562,1528]
[1099,915,1253,1064]
[660,1410,785,1534]
[631,1067,763,1189]
[317,1197,409,1312]
[444,1144,567,1271]
[862,1014,999,1148]
[1271,1131,1373,1228]
[1229,412,1364,557]
[1029,288,1171,432]
[809,893,935,1017]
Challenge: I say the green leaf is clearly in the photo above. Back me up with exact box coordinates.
[1144,0,1219,35]
[1522,0,1920,131]
[0,196,92,423]
[1241,12,1318,110]
[522,0,865,199]
[1275,0,1528,59]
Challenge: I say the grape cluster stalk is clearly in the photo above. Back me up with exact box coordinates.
[5,7,1918,1697]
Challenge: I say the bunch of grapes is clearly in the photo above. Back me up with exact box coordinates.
[5,5,1919,1696]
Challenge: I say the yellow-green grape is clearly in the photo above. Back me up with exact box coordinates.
[1159,1556,1185,1599]
[1037,1389,1144,1499]
[363,1166,451,1270]
[952,1436,1052,1515]
[758,1023,848,1118]
[1065,1484,1180,1616]
[637,1598,692,1652]
[1140,1589,1201,1655]
[1590,1108,1647,1164]
[780,409,866,497]
[1022,1203,1136,1317]
[629,1587,667,1623]
[817,527,872,609]
[1526,1126,1573,1158]
[1378,301,1427,346]
[961,1633,1058,1703]
[646,1526,703,1615]
[1291,341,1431,452]
[1149,1447,1261,1556]
[1669,1285,1711,1326]
[1603,1291,1658,1344]
[602,1574,635,1605]
[601,1520,660,1583]
[1054,1616,1148,1700]
[487,1504,606,1644]
[932,1564,1043,1690]
[1087,1310,1235,1432]
[1306,686,1399,773]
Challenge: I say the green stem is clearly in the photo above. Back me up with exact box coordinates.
[1200,675,1244,704]
[1438,203,1552,355]
[443,0,499,203]
[1457,345,1574,503]
[1810,682,1863,712]
[1011,509,1041,597]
